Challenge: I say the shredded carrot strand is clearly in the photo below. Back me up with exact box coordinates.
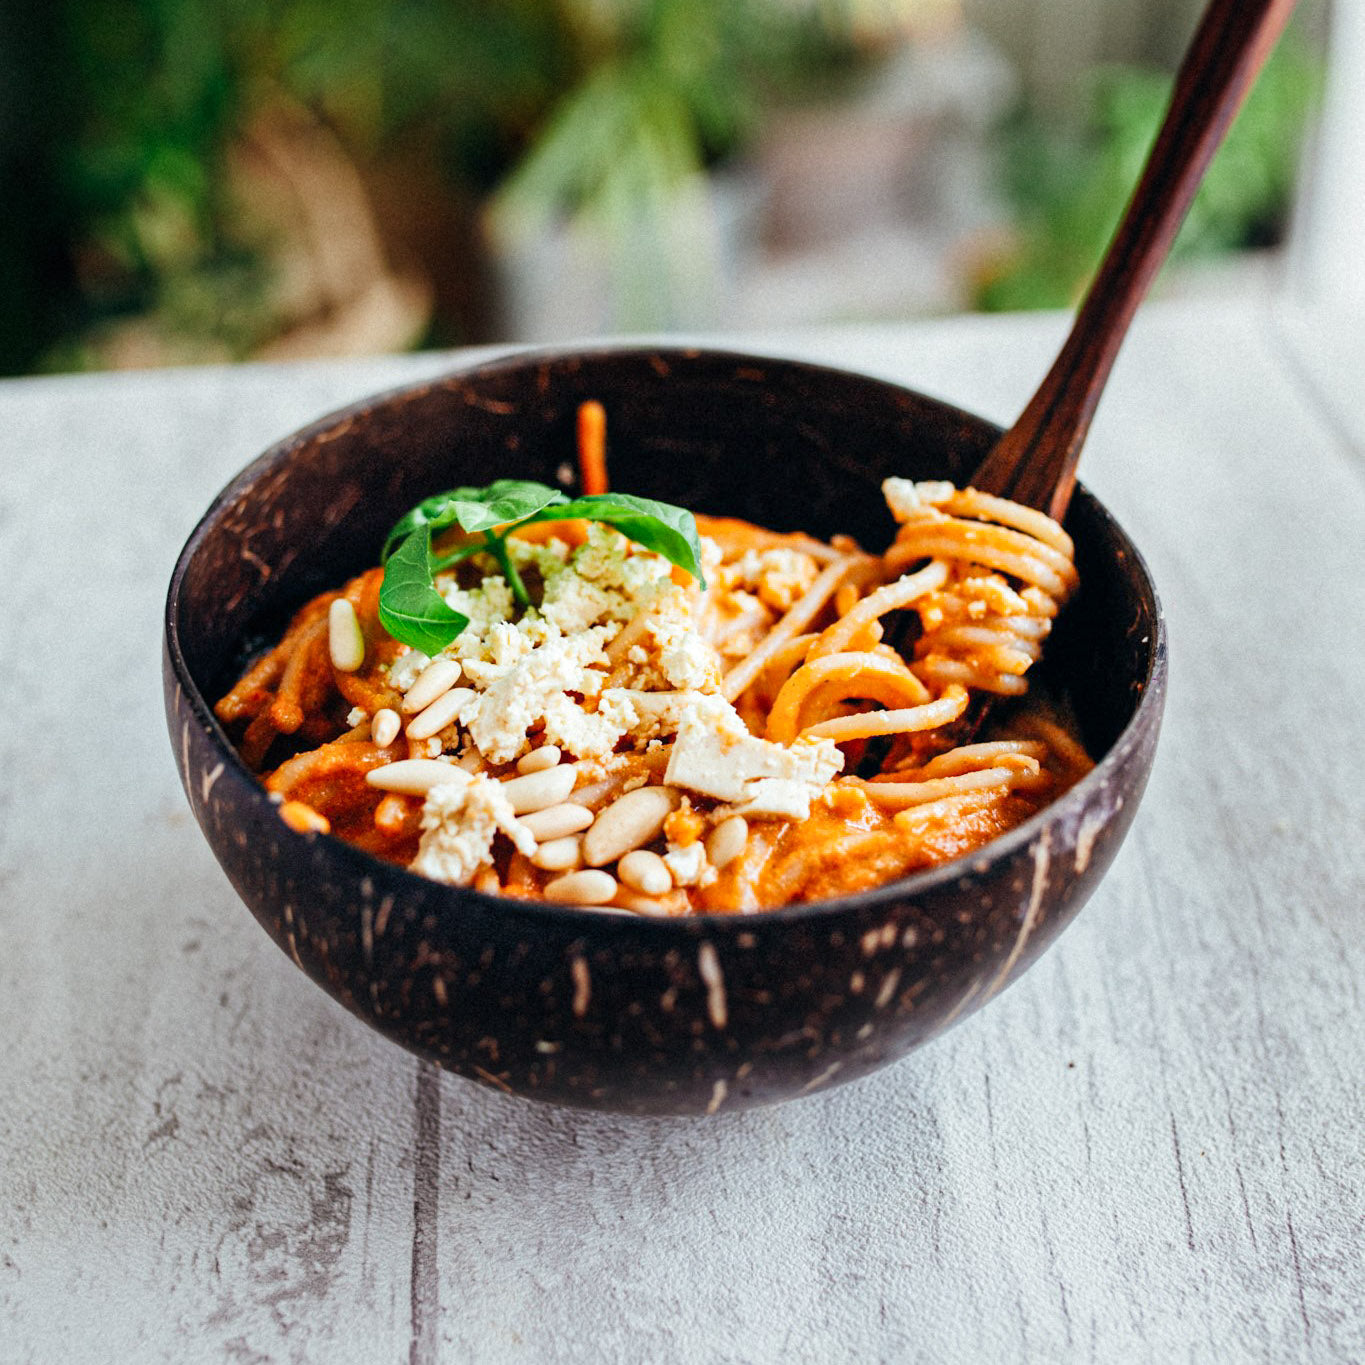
[577,400,609,495]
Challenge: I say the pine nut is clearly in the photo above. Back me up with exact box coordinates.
[401,658,462,713]
[520,802,594,840]
[544,869,617,905]
[583,786,677,867]
[706,815,749,869]
[366,759,472,795]
[612,890,673,916]
[406,687,472,741]
[500,764,578,814]
[328,599,365,672]
[517,745,561,774]
[371,708,401,748]
[373,793,409,836]
[618,849,672,896]
[279,800,330,834]
[531,835,583,872]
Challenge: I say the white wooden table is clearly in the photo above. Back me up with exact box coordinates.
[1,298,1361,1363]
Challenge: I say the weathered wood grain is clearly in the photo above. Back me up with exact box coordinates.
[0,302,1359,1363]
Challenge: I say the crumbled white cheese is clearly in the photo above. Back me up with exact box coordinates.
[569,524,671,608]
[453,614,561,674]
[387,649,430,692]
[539,568,618,634]
[486,620,537,668]
[346,706,369,728]
[664,694,843,819]
[597,688,709,744]
[699,535,723,579]
[507,535,572,579]
[648,613,722,692]
[435,574,516,635]
[569,523,629,583]
[735,547,819,612]
[709,589,771,659]
[725,779,817,820]
[464,628,613,764]
[540,692,630,760]
[449,630,489,663]
[389,523,743,772]
[457,658,505,688]
[502,527,668,636]
[410,773,536,885]
[663,842,710,887]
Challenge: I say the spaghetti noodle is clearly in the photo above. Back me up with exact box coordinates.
[217,409,1091,913]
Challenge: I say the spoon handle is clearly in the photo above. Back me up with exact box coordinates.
[971,0,1298,520]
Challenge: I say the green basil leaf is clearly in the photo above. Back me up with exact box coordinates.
[377,527,470,654]
[382,490,463,564]
[441,478,570,533]
[531,492,707,586]
[382,479,568,561]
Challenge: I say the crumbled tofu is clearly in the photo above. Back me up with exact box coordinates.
[486,620,537,667]
[464,628,613,764]
[387,649,430,692]
[540,691,630,760]
[710,590,771,659]
[570,524,672,605]
[436,574,516,634]
[507,535,572,579]
[648,613,722,691]
[388,524,748,776]
[410,773,535,885]
[726,779,817,820]
[735,548,819,612]
[508,524,672,636]
[699,535,723,579]
[663,842,710,887]
[539,569,618,634]
[664,694,843,819]
[597,688,709,744]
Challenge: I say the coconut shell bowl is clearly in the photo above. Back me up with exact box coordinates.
[164,347,1165,1116]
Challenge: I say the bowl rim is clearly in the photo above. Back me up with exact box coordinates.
[166,341,1167,933]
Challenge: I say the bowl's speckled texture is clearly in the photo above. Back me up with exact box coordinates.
[164,347,1165,1115]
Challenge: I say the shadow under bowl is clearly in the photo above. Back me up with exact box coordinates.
[164,346,1166,1116]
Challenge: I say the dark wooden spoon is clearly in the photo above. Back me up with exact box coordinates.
[972,0,1298,518]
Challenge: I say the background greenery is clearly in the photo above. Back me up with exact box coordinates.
[972,26,1322,311]
[0,0,1321,375]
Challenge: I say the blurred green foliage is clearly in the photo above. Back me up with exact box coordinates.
[0,0,856,373]
[974,27,1322,313]
[7,0,582,369]
[0,2,1324,373]
[488,0,858,328]
[490,0,847,231]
